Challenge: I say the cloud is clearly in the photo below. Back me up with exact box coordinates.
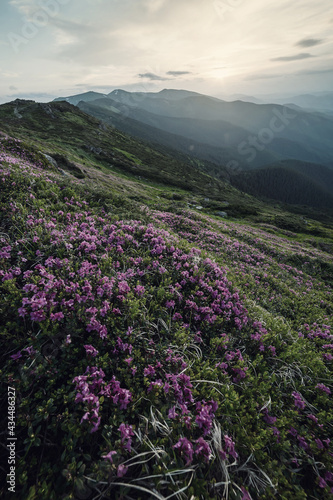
[6,91,56,100]
[138,72,170,81]
[167,71,192,76]
[296,38,323,48]
[2,71,19,78]
[297,67,333,76]
[271,53,315,62]
[245,73,284,81]
[9,85,18,90]
[8,0,38,17]
[2,0,333,100]
[144,0,168,13]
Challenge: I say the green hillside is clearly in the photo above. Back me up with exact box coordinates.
[0,104,333,500]
[230,165,333,210]
[0,99,239,201]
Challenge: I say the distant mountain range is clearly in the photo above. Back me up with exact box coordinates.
[224,91,333,114]
[54,89,333,172]
[274,92,333,114]
[52,88,333,210]
[3,87,325,212]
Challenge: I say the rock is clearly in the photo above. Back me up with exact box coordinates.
[14,107,22,119]
[58,168,69,176]
[39,103,56,119]
[42,154,58,169]
[85,145,103,155]
[215,211,228,217]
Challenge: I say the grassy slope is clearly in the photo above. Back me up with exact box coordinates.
[230,165,333,210]
[0,114,332,499]
[77,99,240,174]
[0,99,238,201]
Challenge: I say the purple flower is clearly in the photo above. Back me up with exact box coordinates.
[292,391,305,410]
[118,281,130,294]
[144,365,156,377]
[172,312,183,321]
[148,380,163,392]
[241,487,252,500]
[90,416,101,433]
[31,310,46,322]
[114,337,133,355]
[111,385,132,410]
[117,464,128,478]
[195,437,211,463]
[50,311,64,321]
[10,351,22,360]
[173,437,194,466]
[224,434,238,459]
[23,346,36,356]
[102,450,117,463]
[118,423,134,452]
[307,414,318,424]
[0,245,11,258]
[325,471,333,482]
[195,400,218,436]
[297,436,309,450]
[184,416,192,430]
[323,438,330,448]
[216,362,228,370]
[315,383,331,395]
[134,285,145,296]
[84,345,99,358]
[18,307,27,317]
[263,409,277,425]
[126,326,134,336]
[319,477,327,489]
[168,406,178,419]
[272,427,280,442]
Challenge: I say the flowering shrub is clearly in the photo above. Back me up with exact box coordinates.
[0,137,332,499]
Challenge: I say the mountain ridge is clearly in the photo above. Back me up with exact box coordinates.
[55,88,333,170]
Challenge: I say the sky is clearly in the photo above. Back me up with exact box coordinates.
[0,0,332,103]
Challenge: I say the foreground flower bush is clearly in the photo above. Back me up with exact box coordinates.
[0,138,332,499]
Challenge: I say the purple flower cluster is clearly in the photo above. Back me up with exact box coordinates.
[73,366,132,432]
[219,434,238,461]
[173,436,211,465]
[315,383,331,395]
[118,423,134,452]
[195,400,218,436]
[292,391,306,410]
